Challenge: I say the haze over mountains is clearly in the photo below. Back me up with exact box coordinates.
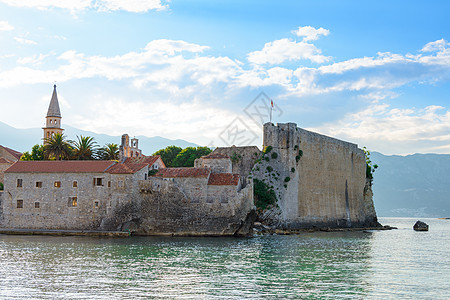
[1,121,448,218]
[0,121,197,155]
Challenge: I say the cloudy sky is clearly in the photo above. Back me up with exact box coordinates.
[0,0,449,155]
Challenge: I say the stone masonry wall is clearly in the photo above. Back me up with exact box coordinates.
[212,146,261,187]
[105,177,256,236]
[259,122,379,228]
[2,170,146,230]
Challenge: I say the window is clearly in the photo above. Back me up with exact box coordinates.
[94,201,99,208]
[144,173,148,180]
[17,179,23,188]
[107,181,111,188]
[73,181,78,188]
[93,178,103,186]
[54,181,61,188]
[36,181,42,188]
[17,200,23,208]
[35,202,40,208]
[118,180,124,188]
[69,197,77,207]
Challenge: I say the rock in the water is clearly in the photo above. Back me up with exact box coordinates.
[413,220,429,231]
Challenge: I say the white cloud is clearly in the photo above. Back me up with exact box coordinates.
[292,26,329,41]
[312,103,450,155]
[0,0,167,13]
[14,37,37,45]
[0,20,14,31]
[247,38,330,65]
[421,39,450,52]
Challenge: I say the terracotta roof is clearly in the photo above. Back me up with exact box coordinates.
[201,153,229,159]
[208,173,240,186]
[5,161,115,173]
[155,167,211,178]
[107,162,147,174]
[0,145,23,160]
[125,155,166,168]
[0,157,14,164]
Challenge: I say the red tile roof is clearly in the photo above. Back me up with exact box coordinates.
[0,145,23,160]
[5,161,115,173]
[201,153,229,159]
[124,155,166,168]
[107,162,147,174]
[208,173,240,186]
[155,167,211,178]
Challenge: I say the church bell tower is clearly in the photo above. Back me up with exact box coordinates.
[43,85,63,144]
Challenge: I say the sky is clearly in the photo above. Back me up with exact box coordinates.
[0,0,449,155]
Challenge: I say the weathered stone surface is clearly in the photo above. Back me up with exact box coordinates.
[413,220,429,231]
[252,122,380,229]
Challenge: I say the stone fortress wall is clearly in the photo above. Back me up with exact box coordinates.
[257,122,378,228]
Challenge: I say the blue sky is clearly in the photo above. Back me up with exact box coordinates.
[0,0,449,155]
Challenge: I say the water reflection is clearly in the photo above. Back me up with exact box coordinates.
[1,220,449,299]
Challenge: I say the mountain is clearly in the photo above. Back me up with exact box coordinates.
[0,121,197,154]
[372,152,450,218]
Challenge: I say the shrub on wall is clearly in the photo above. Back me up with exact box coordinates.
[0,182,3,190]
[271,152,278,159]
[253,178,277,210]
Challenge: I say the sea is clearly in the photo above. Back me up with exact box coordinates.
[0,217,449,299]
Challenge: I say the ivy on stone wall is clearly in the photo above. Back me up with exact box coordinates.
[253,178,277,210]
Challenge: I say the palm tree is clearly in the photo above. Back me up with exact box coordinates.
[98,143,119,160]
[72,135,98,160]
[43,133,73,160]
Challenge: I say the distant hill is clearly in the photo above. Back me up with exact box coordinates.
[0,121,197,155]
[372,152,450,218]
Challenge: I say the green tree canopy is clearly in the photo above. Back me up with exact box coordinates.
[21,144,44,161]
[98,143,119,160]
[152,145,182,167]
[172,146,212,167]
[43,133,73,160]
[71,135,98,160]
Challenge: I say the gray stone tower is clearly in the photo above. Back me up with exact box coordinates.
[42,85,63,144]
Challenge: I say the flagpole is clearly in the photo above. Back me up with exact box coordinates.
[270,99,273,123]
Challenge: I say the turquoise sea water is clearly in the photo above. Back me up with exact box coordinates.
[0,217,449,299]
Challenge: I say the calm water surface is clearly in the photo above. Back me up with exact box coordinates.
[0,217,449,299]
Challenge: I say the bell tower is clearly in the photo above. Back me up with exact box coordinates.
[43,85,63,144]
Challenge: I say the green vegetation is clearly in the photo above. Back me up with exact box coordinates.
[148,169,158,176]
[21,144,44,161]
[231,152,242,163]
[43,133,73,160]
[295,149,303,163]
[0,182,3,190]
[266,166,273,172]
[263,145,273,154]
[253,178,277,210]
[264,156,270,162]
[291,167,295,173]
[97,143,119,160]
[153,145,182,167]
[363,147,378,183]
[72,135,98,160]
[271,152,278,159]
[172,146,212,167]
[284,177,290,183]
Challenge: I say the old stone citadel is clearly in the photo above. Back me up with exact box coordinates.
[0,86,380,235]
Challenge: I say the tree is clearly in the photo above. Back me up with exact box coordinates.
[71,135,98,160]
[21,144,44,161]
[43,133,73,160]
[153,145,182,167]
[98,143,119,160]
[363,147,378,184]
[172,146,212,167]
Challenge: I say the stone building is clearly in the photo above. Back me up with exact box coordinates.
[42,85,63,143]
[1,160,148,230]
[0,145,22,184]
[119,134,142,161]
